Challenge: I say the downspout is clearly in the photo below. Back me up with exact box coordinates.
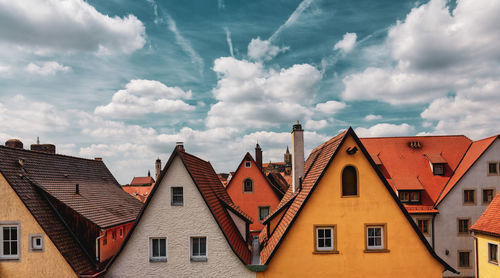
[474,234,479,278]
[96,229,106,263]
[432,214,436,249]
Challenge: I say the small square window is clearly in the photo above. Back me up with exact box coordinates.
[315,227,335,252]
[29,234,44,251]
[417,219,429,236]
[458,251,470,268]
[191,237,207,261]
[259,206,270,221]
[483,189,494,204]
[410,191,420,202]
[399,192,409,202]
[1,224,20,259]
[150,237,167,262]
[463,190,475,204]
[245,161,251,168]
[171,187,183,206]
[433,164,444,176]
[458,219,470,234]
[366,225,385,250]
[488,162,498,175]
[489,243,498,264]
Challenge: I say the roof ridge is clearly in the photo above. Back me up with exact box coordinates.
[0,145,104,163]
[360,134,471,139]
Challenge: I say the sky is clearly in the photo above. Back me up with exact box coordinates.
[1,0,500,184]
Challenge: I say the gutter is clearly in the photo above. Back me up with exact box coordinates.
[96,229,106,262]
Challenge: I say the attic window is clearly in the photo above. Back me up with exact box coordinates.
[433,164,444,176]
[243,178,253,193]
[245,161,251,168]
[399,191,421,204]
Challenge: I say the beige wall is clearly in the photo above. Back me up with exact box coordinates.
[107,156,254,278]
[0,173,77,278]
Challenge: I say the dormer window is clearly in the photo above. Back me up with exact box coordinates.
[398,190,421,204]
[424,154,447,176]
[433,164,444,175]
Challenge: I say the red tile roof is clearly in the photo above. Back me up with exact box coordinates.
[472,190,500,237]
[130,176,154,186]
[435,135,498,206]
[424,153,447,164]
[106,146,252,272]
[391,176,425,190]
[259,128,456,273]
[0,145,143,275]
[361,135,472,208]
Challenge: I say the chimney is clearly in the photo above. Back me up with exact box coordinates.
[291,121,304,193]
[30,144,56,154]
[147,170,151,177]
[155,157,162,181]
[255,143,262,170]
[94,157,102,161]
[75,184,79,194]
[176,142,185,152]
[5,139,23,149]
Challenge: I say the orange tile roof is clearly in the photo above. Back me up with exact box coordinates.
[472,190,500,237]
[130,176,154,186]
[424,153,447,164]
[435,135,498,206]
[361,135,472,208]
[391,176,424,190]
[259,128,456,273]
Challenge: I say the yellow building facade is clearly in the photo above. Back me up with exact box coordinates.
[0,173,77,278]
[474,234,500,277]
[259,130,453,277]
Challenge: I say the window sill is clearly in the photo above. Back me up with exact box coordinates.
[171,203,183,206]
[0,257,20,261]
[341,195,359,198]
[458,233,471,237]
[364,249,390,253]
[149,258,167,263]
[190,257,207,262]
[488,260,498,265]
[313,250,339,255]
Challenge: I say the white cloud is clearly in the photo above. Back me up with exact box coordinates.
[305,119,328,130]
[364,114,382,121]
[355,123,415,137]
[0,64,10,73]
[95,79,194,118]
[269,0,315,41]
[0,0,145,54]
[224,27,234,57]
[334,32,357,53]
[166,14,204,74]
[248,37,288,61]
[25,61,70,76]
[315,100,346,114]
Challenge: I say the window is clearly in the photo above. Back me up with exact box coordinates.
[191,237,207,261]
[488,162,498,175]
[458,251,471,268]
[259,206,270,221]
[112,230,117,241]
[458,219,470,234]
[483,189,494,204]
[410,191,420,202]
[489,243,498,264]
[149,237,167,262]
[399,191,409,202]
[463,190,475,204]
[120,228,123,238]
[245,161,251,168]
[103,237,107,246]
[243,178,253,193]
[342,166,357,196]
[433,164,444,176]
[29,234,44,251]
[0,224,20,259]
[315,226,335,252]
[365,225,386,251]
[171,187,183,206]
[417,219,429,236]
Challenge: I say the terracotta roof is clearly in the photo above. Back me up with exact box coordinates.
[259,128,457,273]
[391,176,424,190]
[435,135,498,206]
[266,172,290,197]
[404,205,439,214]
[424,153,447,164]
[106,146,252,272]
[129,176,154,186]
[472,190,500,237]
[361,135,472,208]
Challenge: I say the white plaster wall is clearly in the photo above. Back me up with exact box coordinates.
[435,139,500,277]
[107,156,255,278]
[228,210,247,242]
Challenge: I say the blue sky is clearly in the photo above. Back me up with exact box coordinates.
[1,0,499,183]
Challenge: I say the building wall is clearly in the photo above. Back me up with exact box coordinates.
[410,214,434,246]
[0,173,77,278]
[259,135,445,278]
[226,157,281,235]
[435,139,500,277]
[474,233,500,278]
[106,156,254,278]
[100,222,134,262]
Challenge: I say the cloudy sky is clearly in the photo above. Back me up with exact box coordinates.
[1,0,499,183]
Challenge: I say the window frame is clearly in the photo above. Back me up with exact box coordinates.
[417,219,430,236]
[0,223,20,260]
[149,236,167,262]
[190,236,208,262]
[458,218,470,235]
[488,162,499,175]
[29,234,44,252]
[243,178,253,193]
[258,206,270,221]
[341,165,359,197]
[433,163,445,176]
[482,189,495,205]
[458,250,472,268]
[313,225,338,254]
[171,186,184,206]
[112,230,117,241]
[463,189,475,205]
[488,242,498,265]
[244,161,251,168]
[364,224,389,253]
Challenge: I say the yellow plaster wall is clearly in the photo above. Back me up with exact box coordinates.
[475,234,500,277]
[0,173,77,278]
[259,135,445,278]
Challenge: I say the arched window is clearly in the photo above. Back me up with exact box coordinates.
[243,178,253,193]
[342,166,357,196]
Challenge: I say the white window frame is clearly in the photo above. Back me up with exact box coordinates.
[171,187,184,206]
[0,223,20,260]
[149,237,167,262]
[315,227,334,251]
[245,161,251,168]
[29,234,44,252]
[190,236,207,262]
[366,226,384,250]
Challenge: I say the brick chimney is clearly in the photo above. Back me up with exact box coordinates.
[255,143,262,170]
[5,139,23,149]
[292,121,304,193]
[176,142,185,152]
[31,144,56,154]
[155,157,161,182]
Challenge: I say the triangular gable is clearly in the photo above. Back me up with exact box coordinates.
[259,127,457,273]
[106,146,252,272]
[435,135,499,206]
